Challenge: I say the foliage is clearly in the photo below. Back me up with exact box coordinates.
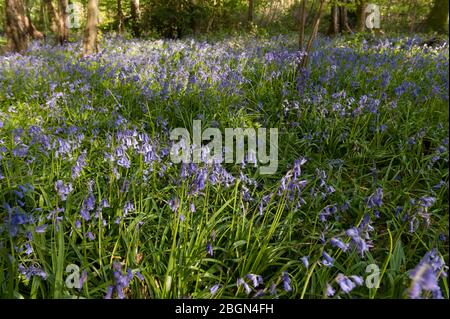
[0,33,448,299]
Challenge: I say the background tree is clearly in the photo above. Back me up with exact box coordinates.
[356,0,366,32]
[327,0,352,35]
[44,0,62,35]
[5,0,29,52]
[426,0,449,33]
[298,0,306,50]
[82,0,99,55]
[130,0,141,37]
[58,0,69,43]
[117,0,124,34]
[25,0,44,39]
[247,0,253,25]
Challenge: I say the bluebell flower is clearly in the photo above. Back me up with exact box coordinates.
[326,283,335,297]
[246,274,263,288]
[301,256,309,269]
[330,237,349,252]
[55,180,73,201]
[409,249,447,299]
[237,278,252,295]
[281,271,292,292]
[206,242,213,256]
[335,273,363,293]
[18,264,47,280]
[367,187,383,209]
[210,284,220,295]
[34,224,47,233]
[123,202,134,217]
[322,251,334,267]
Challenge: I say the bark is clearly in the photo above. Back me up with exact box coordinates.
[130,0,141,37]
[327,4,339,35]
[5,0,29,53]
[356,1,366,32]
[327,0,352,35]
[298,0,306,50]
[82,0,99,56]
[426,0,449,33]
[44,0,61,34]
[25,1,45,39]
[300,0,325,69]
[117,0,125,34]
[339,2,352,33]
[58,0,69,44]
[247,0,254,25]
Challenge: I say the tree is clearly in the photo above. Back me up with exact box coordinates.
[82,0,99,55]
[356,1,366,32]
[247,0,253,25]
[117,0,125,34]
[426,0,449,33]
[5,0,29,53]
[58,0,69,43]
[327,0,352,35]
[44,0,61,34]
[130,0,141,37]
[300,0,325,68]
[25,0,45,39]
[298,0,306,50]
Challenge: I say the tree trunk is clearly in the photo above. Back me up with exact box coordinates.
[298,0,306,50]
[39,0,46,29]
[339,1,352,33]
[117,0,125,34]
[356,1,366,32]
[130,0,141,37]
[247,0,253,25]
[426,0,449,33]
[82,0,99,56]
[327,1,352,35]
[5,0,29,53]
[327,4,339,35]
[25,1,45,39]
[44,0,61,35]
[58,0,69,44]
[300,0,325,68]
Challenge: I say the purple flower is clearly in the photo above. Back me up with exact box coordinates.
[281,271,292,292]
[79,270,88,289]
[206,242,213,256]
[301,256,309,269]
[123,202,134,217]
[322,251,334,267]
[168,197,179,212]
[18,264,47,280]
[237,278,252,295]
[210,284,220,295]
[326,283,335,297]
[419,197,436,208]
[409,249,447,299]
[55,180,73,201]
[246,274,263,288]
[104,285,114,299]
[335,273,363,293]
[330,237,349,252]
[135,271,145,282]
[367,187,383,209]
[72,151,87,179]
[35,224,48,233]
